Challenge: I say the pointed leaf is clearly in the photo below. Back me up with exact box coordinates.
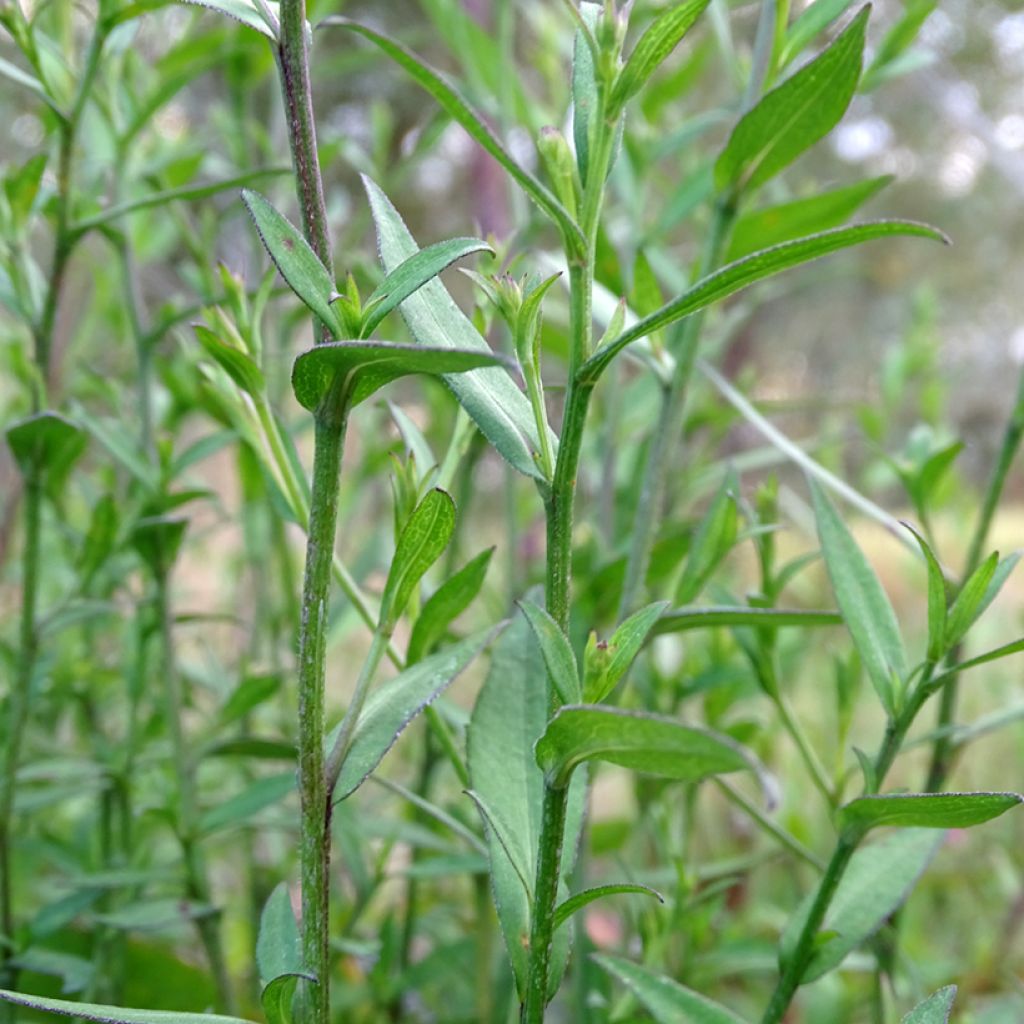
[572,3,600,185]
[241,189,342,335]
[463,788,533,902]
[944,551,998,651]
[676,474,739,604]
[194,324,265,396]
[779,0,859,68]
[838,792,1023,839]
[654,606,842,635]
[810,479,906,715]
[780,829,943,983]
[6,411,85,477]
[199,773,294,835]
[715,7,868,195]
[291,340,505,412]
[608,0,711,117]
[903,523,948,662]
[901,987,957,1024]
[930,635,1024,687]
[332,626,500,800]
[535,705,758,791]
[407,548,494,664]
[361,237,493,335]
[553,884,663,931]
[0,988,256,1024]
[581,220,947,384]
[519,598,581,704]
[180,0,279,38]
[593,954,749,1024]
[586,601,670,703]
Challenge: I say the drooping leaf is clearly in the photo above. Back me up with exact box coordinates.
[407,548,494,664]
[580,220,947,384]
[901,986,957,1024]
[593,954,749,1024]
[519,598,581,704]
[194,324,265,397]
[380,489,456,631]
[535,705,757,791]
[329,21,582,247]
[779,0,859,68]
[838,791,1023,839]
[332,626,501,800]
[726,176,892,261]
[780,829,943,983]
[553,884,663,931]
[715,7,868,195]
[241,189,342,336]
[584,601,669,703]
[360,237,493,335]
[811,479,906,715]
[364,176,557,482]
[608,0,711,116]
[0,990,257,1024]
[903,523,948,662]
[291,340,505,412]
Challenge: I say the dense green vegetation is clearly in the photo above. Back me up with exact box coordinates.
[1,2,1022,1023]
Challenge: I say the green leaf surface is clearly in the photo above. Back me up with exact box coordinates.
[944,551,998,651]
[811,479,906,714]
[194,324,265,396]
[256,884,303,985]
[219,674,281,725]
[901,987,957,1024]
[0,57,63,115]
[904,523,948,662]
[581,220,947,384]
[380,489,456,631]
[241,189,341,335]
[330,20,582,247]
[571,3,600,186]
[585,601,669,703]
[6,411,85,477]
[291,340,505,413]
[535,705,757,791]
[131,516,189,577]
[593,954,749,1023]
[780,829,943,983]
[0,990,256,1024]
[839,792,1023,838]
[361,237,493,335]
[654,606,842,635]
[519,598,581,704]
[715,6,868,194]
[93,899,215,932]
[726,176,892,261]
[553,884,663,931]
[407,548,493,664]
[365,176,557,481]
[332,626,500,800]
[930,636,1024,687]
[609,0,711,116]
[779,0,859,67]
[199,772,294,834]
[676,474,739,604]
[179,0,278,39]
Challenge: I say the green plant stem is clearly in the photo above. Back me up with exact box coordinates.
[618,198,736,616]
[773,692,835,807]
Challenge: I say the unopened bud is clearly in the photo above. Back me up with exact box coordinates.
[538,127,580,219]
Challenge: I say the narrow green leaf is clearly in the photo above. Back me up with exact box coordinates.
[810,479,906,715]
[0,57,63,115]
[332,626,500,800]
[553,885,663,931]
[934,636,1024,681]
[407,548,494,664]
[291,340,505,413]
[593,954,749,1024]
[519,598,581,704]
[329,20,582,248]
[779,0,859,68]
[364,177,557,482]
[219,674,281,725]
[463,789,533,903]
[180,0,278,39]
[780,829,943,983]
[726,176,892,261]
[572,3,601,186]
[241,189,342,336]
[901,986,957,1024]
[256,884,303,985]
[862,0,936,91]
[0,990,256,1024]
[581,221,947,384]
[194,324,265,396]
[716,7,868,195]
[903,522,948,662]
[585,601,669,703]
[839,792,1023,838]
[535,705,757,791]
[676,474,739,604]
[608,0,711,116]
[361,237,493,336]
[944,551,998,650]
[199,773,295,835]
[654,606,842,635]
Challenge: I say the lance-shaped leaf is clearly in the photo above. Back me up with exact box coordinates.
[579,220,947,385]
[811,478,906,715]
[726,176,892,261]
[331,625,501,800]
[927,636,1024,691]
[653,606,842,635]
[365,176,558,482]
[181,0,280,39]
[584,602,669,703]
[608,0,711,117]
[593,954,749,1024]
[553,885,663,931]
[779,0,860,68]
[291,341,506,413]
[242,189,342,335]
[779,829,943,983]
[360,237,494,336]
[407,548,494,664]
[901,987,957,1024]
[838,792,1023,839]
[380,489,456,632]
[904,522,948,663]
[0,989,257,1024]
[519,598,581,704]
[328,20,582,248]
[676,473,739,604]
[194,324,265,397]
[944,551,998,651]
[572,3,600,185]
[715,6,868,196]
[535,705,758,791]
